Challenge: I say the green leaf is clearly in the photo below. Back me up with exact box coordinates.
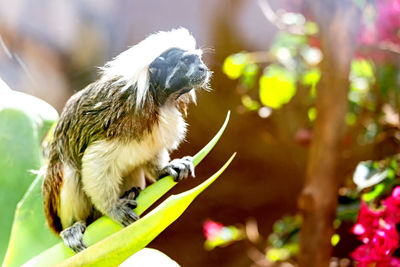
[271,32,306,57]
[305,21,319,35]
[362,183,386,202]
[241,63,259,88]
[308,107,317,122]
[331,234,340,246]
[204,223,243,250]
[302,68,320,98]
[55,153,236,267]
[351,59,375,80]
[0,78,58,265]
[259,65,296,109]
[346,112,357,126]
[266,248,291,262]
[241,95,260,111]
[19,111,231,267]
[2,172,60,267]
[336,202,360,222]
[223,53,248,80]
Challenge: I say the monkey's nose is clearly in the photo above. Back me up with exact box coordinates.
[198,65,207,73]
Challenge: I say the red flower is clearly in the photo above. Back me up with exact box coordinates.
[352,223,399,265]
[383,186,400,225]
[352,187,400,266]
[370,223,399,258]
[203,220,224,241]
[352,201,384,243]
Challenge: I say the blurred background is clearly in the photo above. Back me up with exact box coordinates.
[0,0,399,266]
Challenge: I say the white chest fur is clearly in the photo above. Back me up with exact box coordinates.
[82,105,187,178]
[118,105,186,173]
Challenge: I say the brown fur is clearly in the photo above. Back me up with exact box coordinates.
[42,152,64,234]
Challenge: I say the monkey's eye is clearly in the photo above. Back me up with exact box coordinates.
[182,55,194,65]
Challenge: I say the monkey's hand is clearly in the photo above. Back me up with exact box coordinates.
[161,156,195,182]
[109,198,139,227]
[60,221,87,253]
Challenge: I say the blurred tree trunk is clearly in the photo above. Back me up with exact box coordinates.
[298,1,361,266]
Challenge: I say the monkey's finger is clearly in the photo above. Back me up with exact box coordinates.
[165,166,178,180]
[123,210,139,226]
[126,199,138,209]
[121,212,138,227]
[181,160,195,178]
[173,162,187,171]
[75,242,87,253]
[179,167,189,180]
[189,163,195,177]
[181,156,195,177]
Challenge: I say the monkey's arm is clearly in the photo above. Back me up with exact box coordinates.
[144,149,195,182]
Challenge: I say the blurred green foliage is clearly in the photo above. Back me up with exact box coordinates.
[266,215,301,262]
[259,65,296,108]
[0,79,58,264]
[222,16,321,118]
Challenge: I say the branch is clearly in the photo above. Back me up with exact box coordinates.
[257,0,306,35]
[297,1,362,266]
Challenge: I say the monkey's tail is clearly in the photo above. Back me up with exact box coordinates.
[42,152,64,235]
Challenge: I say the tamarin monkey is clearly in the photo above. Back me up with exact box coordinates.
[42,28,211,252]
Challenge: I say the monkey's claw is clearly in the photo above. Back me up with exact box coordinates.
[121,186,141,200]
[60,221,87,253]
[109,198,139,227]
[162,156,195,182]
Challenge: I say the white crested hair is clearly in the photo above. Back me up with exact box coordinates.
[100,28,198,109]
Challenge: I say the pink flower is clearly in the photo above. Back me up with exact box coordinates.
[383,186,400,225]
[392,186,400,201]
[389,257,400,266]
[370,223,399,258]
[203,220,224,241]
[357,0,400,62]
[352,224,399,265]
[376,0,400,43]
[351,188,400,266]
[352,201,384,242]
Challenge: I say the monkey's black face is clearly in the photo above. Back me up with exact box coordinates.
[149,48,209,105]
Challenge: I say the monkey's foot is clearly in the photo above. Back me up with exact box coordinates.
[109,198,139,227]
[162,156,195,182]
[60,221,87,253]
[121,186,141,200]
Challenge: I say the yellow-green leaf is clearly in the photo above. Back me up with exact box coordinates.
[0,78,58,266]
[56,153,236,267]
[259,65,296,109]
[223,53,248,80]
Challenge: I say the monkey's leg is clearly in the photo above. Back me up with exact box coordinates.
[161,156,195,182]
[60,221,86,253]
[81,143,139,227]
[120,168,145,201]
[59,165,92,252]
